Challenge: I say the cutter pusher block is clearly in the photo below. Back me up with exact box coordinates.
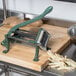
[1,6,53,61]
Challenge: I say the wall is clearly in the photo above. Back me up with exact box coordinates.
[0,0,76,22]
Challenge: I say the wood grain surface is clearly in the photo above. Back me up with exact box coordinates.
[0,17,70,71]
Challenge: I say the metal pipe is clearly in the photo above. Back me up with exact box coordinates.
[5,71,9,76]
[3,0,7,20]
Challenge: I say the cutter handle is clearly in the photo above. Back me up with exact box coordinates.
[8,6,53,35]
[42,6,53,16]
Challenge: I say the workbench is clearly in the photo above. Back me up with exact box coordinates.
[0,44,76,76]
[0,23,70,72]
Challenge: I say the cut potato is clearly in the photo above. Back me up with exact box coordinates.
[47,50,76,72]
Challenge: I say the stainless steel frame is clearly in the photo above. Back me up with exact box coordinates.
[3,0,7,20]
[0,61,59,76]
[0,44,76,76]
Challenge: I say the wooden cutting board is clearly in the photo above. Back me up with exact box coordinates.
[0,24,70,71]
[41,24,70,53]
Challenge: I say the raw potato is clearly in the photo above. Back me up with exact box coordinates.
[47,50,76,72]
[2,16,43,30]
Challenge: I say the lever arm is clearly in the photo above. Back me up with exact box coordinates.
[1,6,53,53]
[8,6,53,35]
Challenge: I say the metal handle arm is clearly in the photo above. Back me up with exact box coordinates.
[1,6,53,53]
[7,6,53,35]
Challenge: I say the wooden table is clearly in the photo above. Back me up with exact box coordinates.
[0,24,70,71]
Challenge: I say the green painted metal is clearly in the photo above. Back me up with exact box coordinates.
[1,6,53,61]
[7,6,53,36]
[0,23,4,27]
[33,46,39,61]
[1,35,10,53]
